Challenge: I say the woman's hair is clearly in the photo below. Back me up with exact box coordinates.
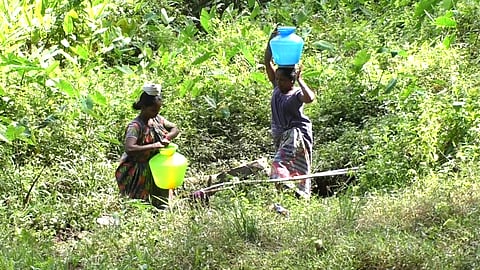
[276,67,296,81]
[132,92,162,110]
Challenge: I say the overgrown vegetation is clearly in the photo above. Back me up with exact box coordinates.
[1,0,480,268]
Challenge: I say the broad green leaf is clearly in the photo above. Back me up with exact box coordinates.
[192,52,212,65]
[249,2,260,20]
[34,0,43,22]
[86,2,108,20]
[251,72,266,83]
[22,1,32,27]
[56,79,78,98]
[180,23,198,39]
[226,45,240,61]
[435,12,456,28]
[191,85,202,97]
[179,76,201,97]
[204,96,217,109]
[200,8,212,34]
[2,54,38,68]
[89,91,107,106]
[141,46,153,59]
[385,78,397,94]
[302,70,322,79]
[352,50,371,72]
[179,80,191,97]
[160,8,174,24]
[7,65,43,72]
[45,61,60,75]
[313,40,335,51]
[63,16,74,34]
[241,46,255,66]
[67,9,79,19]
[19,132,34,145]
[31,29,42,44]
[400,85,415,101]
[0,54,16,65]
[442,0,454,9]
[398,50,408,57]
[160,52,171,67]
[415,0,441,18]
[296,9,308,25]
[6,123,25,141]
[114,65,134,75]
[72,45,89,60]
[63,9,79,34]
[81,96,94,112]
[443,34,455,48]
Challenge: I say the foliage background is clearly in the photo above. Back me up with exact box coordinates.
[1,0,480,268]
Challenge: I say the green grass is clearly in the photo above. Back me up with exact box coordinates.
[2,160,480,269]
[1,0,480,269]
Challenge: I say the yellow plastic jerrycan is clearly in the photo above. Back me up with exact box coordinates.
[149,143,188,189]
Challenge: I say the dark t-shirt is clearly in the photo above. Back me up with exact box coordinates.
[270,86,313,148]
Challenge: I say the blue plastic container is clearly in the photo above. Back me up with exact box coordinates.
[269,26,304,67]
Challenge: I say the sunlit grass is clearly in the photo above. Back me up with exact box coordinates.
[1,0,480,269]
[2,163,480,269]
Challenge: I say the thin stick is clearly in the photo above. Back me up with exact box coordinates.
[23,163,47,206]
[199,167,359,193]
[168,189,174,205]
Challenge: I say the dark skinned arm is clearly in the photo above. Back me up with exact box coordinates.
[125,138,164,155]
[296,67,316,104]
[264,26,278,87]
[162,118,180,141]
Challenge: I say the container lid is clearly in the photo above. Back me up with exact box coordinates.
[277,26,296,35]
[158,143,178,156]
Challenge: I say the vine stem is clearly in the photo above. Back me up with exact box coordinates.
[23,163,47,207]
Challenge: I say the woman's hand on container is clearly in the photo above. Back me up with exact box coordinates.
[160,137,170,146]
[151,142,164,149]
[296,65,303,81]
[297,65,316,104]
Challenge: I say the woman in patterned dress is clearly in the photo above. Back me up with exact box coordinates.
[115,83,180,207]
[264,27,316,199]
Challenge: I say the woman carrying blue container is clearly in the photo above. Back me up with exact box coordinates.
[264,26,316,199]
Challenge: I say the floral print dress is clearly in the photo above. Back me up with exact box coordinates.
[115,115,170,205]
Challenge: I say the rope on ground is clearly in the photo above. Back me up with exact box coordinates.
[198,167,360,194]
